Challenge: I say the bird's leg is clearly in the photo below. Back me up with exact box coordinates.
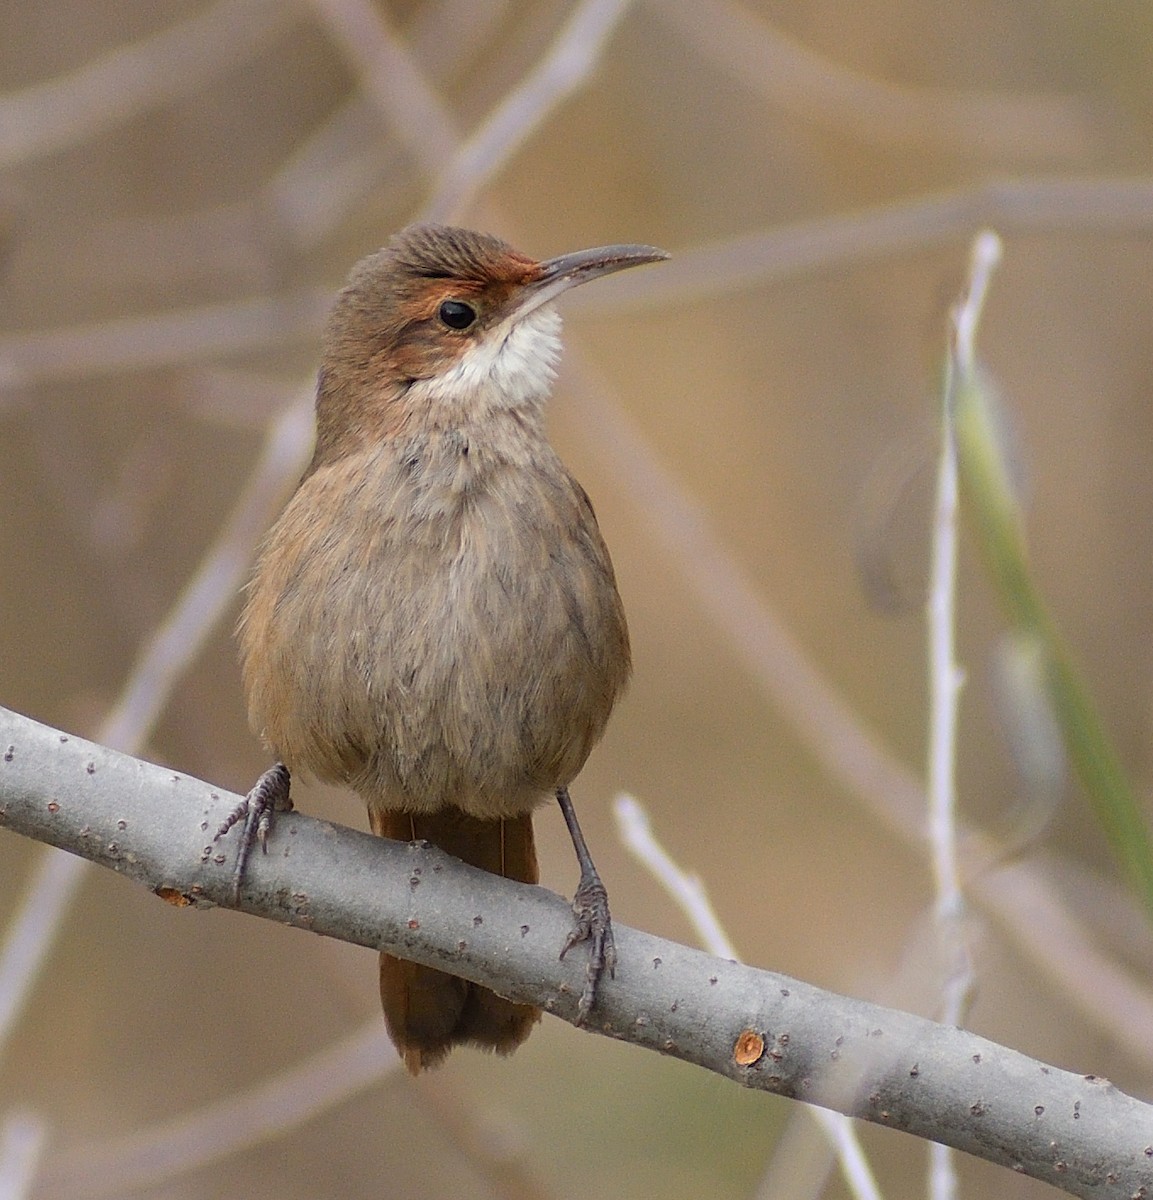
[214,763,292,902]
[556,785,615,1021]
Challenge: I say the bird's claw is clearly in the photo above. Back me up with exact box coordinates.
[560,872,616,1023]
[214,763,292,903]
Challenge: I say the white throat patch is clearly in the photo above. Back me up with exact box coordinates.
[409,306,563,420]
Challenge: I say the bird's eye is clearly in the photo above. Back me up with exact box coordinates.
[438,299,477,330]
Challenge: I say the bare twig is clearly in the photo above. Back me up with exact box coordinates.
[614,794,738,958]
[615,795,882,1200]
[651,0,1092,158]
[923,227,1001,1200]
[1,706,1149,1200]
[37,1022,396,1199]
[0,395,313,1068]
[11,178,1153,393]
[0,1112,47,1200]
[306,0,460,176]
[951,231,1003,379]
[0,0,297,169]
[0,289,330,392]
[930,232,1002,1015]
[425,0,637,222]
[564,177,1153,316]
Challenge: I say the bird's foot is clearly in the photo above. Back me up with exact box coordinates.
[560,869,616,1023]
[214,762,292,902]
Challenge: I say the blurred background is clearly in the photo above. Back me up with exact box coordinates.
[2,1,1153,1196]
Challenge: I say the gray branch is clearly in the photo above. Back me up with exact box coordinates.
[0,705,1149,1198]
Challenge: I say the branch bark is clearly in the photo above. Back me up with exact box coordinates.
[0,705,1149,1198]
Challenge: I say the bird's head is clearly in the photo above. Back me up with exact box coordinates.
[313,224,668,460]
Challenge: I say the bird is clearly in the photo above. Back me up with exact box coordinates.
[226,223,668,1072]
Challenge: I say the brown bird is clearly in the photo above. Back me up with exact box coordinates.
[227,223,667,1072]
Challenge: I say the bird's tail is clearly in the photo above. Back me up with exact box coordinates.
[369,807,540,1073]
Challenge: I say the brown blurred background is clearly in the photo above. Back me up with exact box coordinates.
[2,1,1153,1196]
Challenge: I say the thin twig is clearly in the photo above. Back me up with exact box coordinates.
[0,289,330,391]
[0,0,297,168]
[425,0,637,222]
[614,795,738,957]
[651,0,1091,158]
[614,795,883,1200]
[305,0,460,176]
[562,176,1153,316]
[0,1112,47,1200]
[951,232,1003,379]
[924,229,1001,1200]
[37,1022,396,1199]
[0,395,314,1069]
[11,178,1153,393]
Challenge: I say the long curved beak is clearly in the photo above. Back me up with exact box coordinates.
[511,243,669,321]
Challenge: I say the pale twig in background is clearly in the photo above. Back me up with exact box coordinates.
[56,3,511,289]
[416,1077,558,1200]
[99,393,313,749]
[0,394,313,1072]
[0,1112,46,1200]
[305,0,461,177]
[615,794,740,960]
[0,0,297,169]
[0,290,330,393]
[928,231,1002,999]
[425,0,637,222]
[651,0,1092,158]
[614,795,883,1200]
[49,172,1153,319]
[923,229,1001,1200]
[36,1022,396,1199]
[951,233,1002,381]
[926,226,998,1012]
[569,176,1153,315]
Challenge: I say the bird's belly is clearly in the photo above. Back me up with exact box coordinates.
[246,491,629,820]
[361,541,624,817]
